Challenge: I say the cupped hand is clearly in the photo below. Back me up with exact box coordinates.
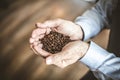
[29,19,84,57]
[36,19,83,40]
[29,26,52,57]
[45,41,89,68]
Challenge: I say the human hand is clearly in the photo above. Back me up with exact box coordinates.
[36,19,83,40]
[45,41,89,68]
[29,27,52,57]
[29,19,84,57]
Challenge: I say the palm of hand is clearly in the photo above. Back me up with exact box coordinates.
[29,19,83,56]
[46,41,88,68]
[29,19,86,68]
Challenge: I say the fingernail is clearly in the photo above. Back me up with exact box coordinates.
[46,58,52,65]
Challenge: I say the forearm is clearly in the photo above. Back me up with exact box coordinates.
[80,41,120,80]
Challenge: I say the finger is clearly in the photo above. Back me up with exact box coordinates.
[29,37,41,44]
[30,34,45,44]
[33,41,41,46]
[46,28,51,34]
[32,28,46,38]
[46,54,66,68]
[29,38,35,44]
[34,44,52,57]
[46,53,62,65]
[35,23,43,28]
[34,34,44,42]
[46,56,53,65]
[36,19,62,28]
[30,44,39,55]
[35,22,42,28]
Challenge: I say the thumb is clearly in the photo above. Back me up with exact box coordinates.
[46,56,54,65]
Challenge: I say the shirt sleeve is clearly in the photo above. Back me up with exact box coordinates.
[75,0,114,40]
[80,41,120,80]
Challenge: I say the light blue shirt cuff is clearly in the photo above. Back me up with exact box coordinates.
[80,41,111,71]
[75,16,103,41]
[75,18,95,40]
[75,6,105,40]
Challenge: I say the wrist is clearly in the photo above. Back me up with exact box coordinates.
[75,24,84,41]
[79,41,90,58]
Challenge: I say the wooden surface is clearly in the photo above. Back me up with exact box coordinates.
[0,0,109,80]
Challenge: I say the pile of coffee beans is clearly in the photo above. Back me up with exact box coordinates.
[40,31,71,54]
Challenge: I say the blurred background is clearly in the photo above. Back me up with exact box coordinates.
[0,0,110,80]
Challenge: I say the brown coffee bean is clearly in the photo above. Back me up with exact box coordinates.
[40,31,71,54]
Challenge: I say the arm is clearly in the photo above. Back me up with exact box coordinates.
[80,41,120,80]
[75,0,120,79]
[75,0,115,40]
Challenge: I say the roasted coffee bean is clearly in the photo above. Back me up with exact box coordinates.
[40,31,71,54]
